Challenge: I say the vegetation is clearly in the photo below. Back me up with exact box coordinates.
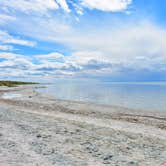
[0,81,38,87]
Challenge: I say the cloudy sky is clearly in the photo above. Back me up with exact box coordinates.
[0,0,166,81]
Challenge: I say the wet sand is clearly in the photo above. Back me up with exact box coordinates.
[0,85,166,166]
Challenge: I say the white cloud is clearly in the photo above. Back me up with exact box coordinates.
[81,0,132,12]
[0,14,16,25]
[0,52,36,77]
[52,22,166,72]
[0,52,17,59]
[0,0,131,19]
[0,0,59,14]
[0,30,36,47]
[0,0,166,79]
[37,52,65,60]
[0,0,71,15]
[56,0,70,13]
[0,45,13,51]
[1,20,166,79]
[66,51,107,65]
[71,2,84,15]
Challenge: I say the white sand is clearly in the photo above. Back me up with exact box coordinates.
[0,85,166,166]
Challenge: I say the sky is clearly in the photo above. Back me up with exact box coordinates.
[0,0,166,82]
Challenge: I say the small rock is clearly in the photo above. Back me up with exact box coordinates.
[3,141,16,148]
[86,145,99,153]
[93,153,102,157]
[75,129,81,132]
[103,155,113,160]
[36,134,51,139]
[36,134,42,138]
[128,161,139,166]
[103,161,111,164]
[43,148,55,155]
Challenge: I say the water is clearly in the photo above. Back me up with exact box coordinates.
[38,80,166,112]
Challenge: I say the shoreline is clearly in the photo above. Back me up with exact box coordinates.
[0,85,166,165]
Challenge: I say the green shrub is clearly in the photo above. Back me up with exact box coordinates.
[0,81,38,87]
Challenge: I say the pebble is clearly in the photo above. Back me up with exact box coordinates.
[36,134,42,138]
[42,148,55,155]
[128,161,139,166]
[103,161,111,164]
[103,155,113,160]
[86,145,99,153]
[36,134,51,139]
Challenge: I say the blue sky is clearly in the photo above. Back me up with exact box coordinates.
[0,0,166,81]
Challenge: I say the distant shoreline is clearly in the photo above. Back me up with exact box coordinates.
[0,80,38,87]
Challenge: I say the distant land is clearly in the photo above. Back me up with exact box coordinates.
[0,81,38,87]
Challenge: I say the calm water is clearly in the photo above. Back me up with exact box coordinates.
[38,80,166,112]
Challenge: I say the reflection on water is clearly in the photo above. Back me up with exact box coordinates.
[39,80,166,112]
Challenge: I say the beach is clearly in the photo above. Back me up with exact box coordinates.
[0,85,166,166]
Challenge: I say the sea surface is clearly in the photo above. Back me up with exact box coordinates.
[38,80,166,112]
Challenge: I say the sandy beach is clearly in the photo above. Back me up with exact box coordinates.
[0,85,166,166]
